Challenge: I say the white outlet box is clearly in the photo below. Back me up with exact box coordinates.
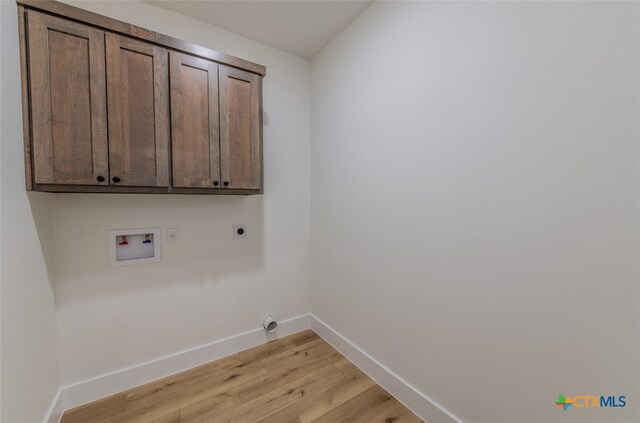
[233,225,247,239]
[167,228,179,244]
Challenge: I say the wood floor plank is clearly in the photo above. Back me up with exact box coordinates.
[122,358,266,422]
[179,365,341,422]
[126,355,246,402]
[164,384,248,422]
[286,329,320,347]
[61,392,127,423]
[312,385,397,423]
[196,365,344,423]
[256,406,301,423]
[260,337,337,371]
[60,330,421,423]
[329,350,361,374]
[231,354,337,401]
[366,401,424,423]
[292,368,377,423]
[149,410,182,423]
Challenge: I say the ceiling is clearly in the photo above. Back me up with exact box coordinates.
[148,0,373,60]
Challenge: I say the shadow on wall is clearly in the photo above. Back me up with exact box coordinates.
[27,191,57,291]
[51,193,266,304]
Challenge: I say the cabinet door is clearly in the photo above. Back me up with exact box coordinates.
[106,34,169,187]
[219,65,262,190]
[169,52,220,188]
[27,11,108,185]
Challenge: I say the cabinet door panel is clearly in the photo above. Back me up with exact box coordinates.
[169,52,220,188]
[219,65,261,190]
[28,11,108,185]
[106,33,169,186]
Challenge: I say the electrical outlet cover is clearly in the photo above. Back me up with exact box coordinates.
[167,228,179,244]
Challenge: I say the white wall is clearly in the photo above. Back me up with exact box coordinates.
[0,1,60,421]
[53,1,311,386]
[311,2,639,422]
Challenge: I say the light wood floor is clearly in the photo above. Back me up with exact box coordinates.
[61,330,423,423]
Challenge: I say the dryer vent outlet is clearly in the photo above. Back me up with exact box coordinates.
[263,315,278,333]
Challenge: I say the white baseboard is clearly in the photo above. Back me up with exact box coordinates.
[44,313,459,423]
[56,314,310,414]
[310,314,461,423]
[43,389,63,423]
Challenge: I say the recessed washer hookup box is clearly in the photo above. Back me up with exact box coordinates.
[108,228,161,267]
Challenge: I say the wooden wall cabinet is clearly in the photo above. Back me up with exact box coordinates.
[28,11,108,186]
[219,66,262,190]
[169,52,220,189]
[106,33,170,188]
[17,0,265,195]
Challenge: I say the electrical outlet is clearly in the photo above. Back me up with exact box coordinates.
[233,225,247,239]
[167,228,179,244]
